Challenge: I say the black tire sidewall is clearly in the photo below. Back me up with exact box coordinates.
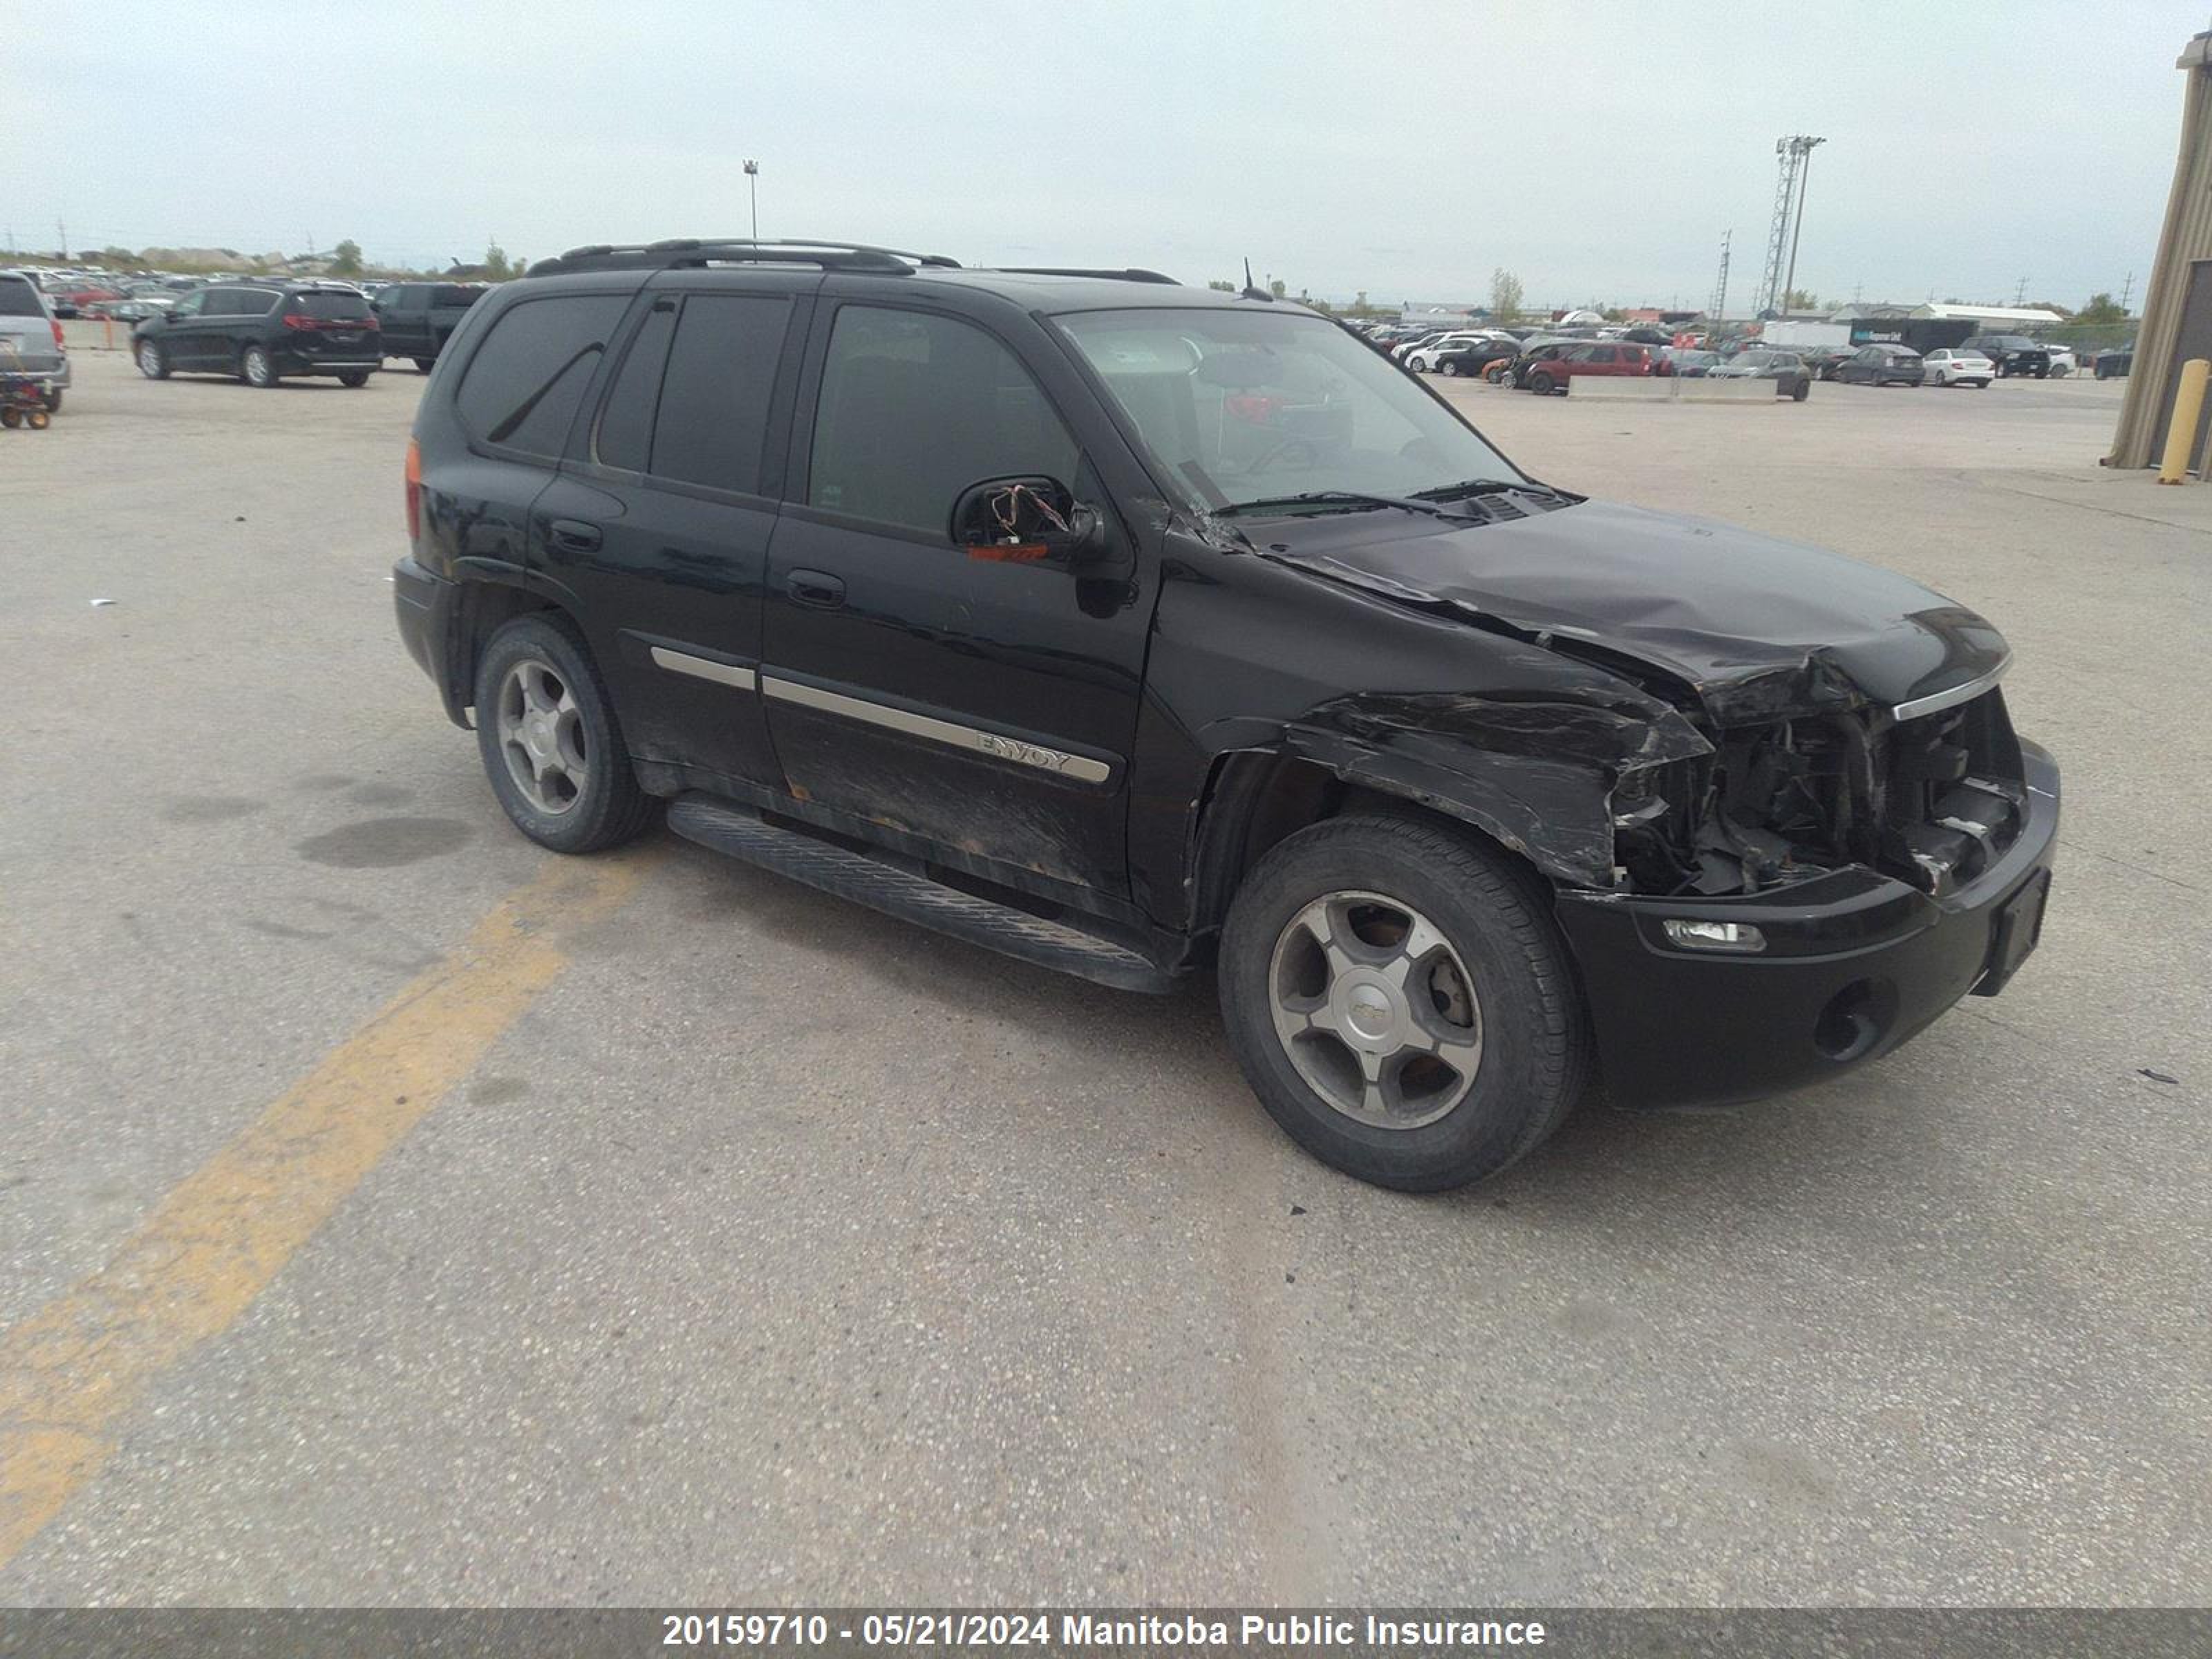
[1219,816,1588,1190]
[473,615,655,854]
[138,340,167,379]
[243,346,275,387]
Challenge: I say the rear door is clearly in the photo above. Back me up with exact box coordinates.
[757,296,1152,897]
[531,271,812,787]
[375,284,427,355]
[428,285,482,355]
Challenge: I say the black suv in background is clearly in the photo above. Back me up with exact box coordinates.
[1960,335,2052,378]
[392,238,2057,1190]
[131,281,381,387]
[372,281,486,371]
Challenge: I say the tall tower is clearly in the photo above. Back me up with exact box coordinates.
[1710,228,1732,324]
[1759,136,1826,316]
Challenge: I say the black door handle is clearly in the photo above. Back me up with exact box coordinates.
[787,569,846,610]
[548,518,602,554]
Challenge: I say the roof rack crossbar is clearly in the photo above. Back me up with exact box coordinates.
[529,238,962,278]
[991,267,1180,285]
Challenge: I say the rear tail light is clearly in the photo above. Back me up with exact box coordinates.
[50,321,64,350]
[404,438,422,543]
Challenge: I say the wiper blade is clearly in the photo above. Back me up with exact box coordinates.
[1409,476,1559,502]
[1216,490,1465,521]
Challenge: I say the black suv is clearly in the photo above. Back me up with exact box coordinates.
[1960,335,2052,378]
[392,238,2059,1190]
[131,281,380,388]
[371,281,486,371]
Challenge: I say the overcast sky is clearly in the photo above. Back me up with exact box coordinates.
[12,0,2193,310]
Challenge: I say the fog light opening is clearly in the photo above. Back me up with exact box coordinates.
[1813,979,1890,1063]
[1661,918,1766,953]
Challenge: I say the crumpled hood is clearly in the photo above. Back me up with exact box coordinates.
[1258,498,2009,726]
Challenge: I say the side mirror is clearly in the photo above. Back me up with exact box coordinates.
[948,476,1108,566]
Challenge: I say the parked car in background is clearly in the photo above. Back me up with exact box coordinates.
[1803,346,1858,381]
[1707,348,1812,400]
[1922,348,1994,388]
[371,281,488,370]
[1833,344,1927,386]
[2094,344,2135,379]
[1430,337,1521,378]
[2043,344,2077,377]
[1405,331,1501,373]
[132,281,382,388]
[1390,330,1452,362]
[1656,348,1718,377]
[0,271,69,411]
[1521,341,1655,393]
[1960,335,2051,377]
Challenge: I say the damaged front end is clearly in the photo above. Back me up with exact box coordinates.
[1613,684,2030,900]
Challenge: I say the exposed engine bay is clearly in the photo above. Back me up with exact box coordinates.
[1613,689,2028,899]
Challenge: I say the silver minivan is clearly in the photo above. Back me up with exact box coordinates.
[0,272,70,412]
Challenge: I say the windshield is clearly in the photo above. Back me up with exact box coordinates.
[1056,308,1523,511]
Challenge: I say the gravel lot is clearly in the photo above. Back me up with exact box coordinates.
[1,341,2205,1606]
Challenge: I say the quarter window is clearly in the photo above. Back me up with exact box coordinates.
[593,294,787,494]
[455,293,632,458]
[807,306,1078,536]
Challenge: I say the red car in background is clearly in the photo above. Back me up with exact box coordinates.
[1521,341,1654,393]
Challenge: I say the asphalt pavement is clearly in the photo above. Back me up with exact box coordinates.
[1,343,2205,1605]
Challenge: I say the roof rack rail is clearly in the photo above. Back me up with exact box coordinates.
[526,238,962,278]
[991,267,1180,285]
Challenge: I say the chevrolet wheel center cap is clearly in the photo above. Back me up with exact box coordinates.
[1346,984,1395,1042]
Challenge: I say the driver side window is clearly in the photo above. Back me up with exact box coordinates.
[807,307,1078,538]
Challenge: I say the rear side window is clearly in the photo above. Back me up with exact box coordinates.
[432,285,482,310]
[594,294,787,494]
[456,294,632,457]
[806,306,1078,536]
[0,278,44,317]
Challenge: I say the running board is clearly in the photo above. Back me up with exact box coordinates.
[665,794,1175,995]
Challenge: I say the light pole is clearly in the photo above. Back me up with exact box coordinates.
[1781,136,1825,315]
[744,160,760,243]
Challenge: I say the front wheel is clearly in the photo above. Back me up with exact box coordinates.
[473,614,658,854]
[1791,379,1810,402]
[1527,371,1556,395]
[1219,815,1591,1191]
[415,357,435,373]
[136,339,169,379]
[1439,360,1459,377]
[241,344,277,388]
[337,370,370,388]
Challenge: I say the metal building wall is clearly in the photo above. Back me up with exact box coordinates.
[2110,34,2212,467]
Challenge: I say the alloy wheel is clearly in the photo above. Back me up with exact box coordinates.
[1266,890,1483,1130]
[494,658,588,814]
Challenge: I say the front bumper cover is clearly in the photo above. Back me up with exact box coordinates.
[1556,739,2059,1109]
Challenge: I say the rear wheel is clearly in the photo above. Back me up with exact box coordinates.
[415,357,435,373]
[41,388,62,413]
[0,409,19,429]
[1219,814,1591,1191]
[25,408,49,430]
[337,369,370,388]
[1791,379,1810,402]
[136,339,169,379]
[241,344,276,388]
[1528,371,1556,395]
[474,615,658,854]
[1439,360,1459,376]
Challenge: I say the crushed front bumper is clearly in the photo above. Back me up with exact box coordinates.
[1555,739,2058,1109]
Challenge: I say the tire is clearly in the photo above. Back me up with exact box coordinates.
[241,344,277,388]
[1219,814,1591,1191]
[415,357,435,373]
[473,614,658,854]
[136,339,169,379]
[41,388,62,413]
[1527,371,1555,395]
[1439,360,1459,376]
[337,370,370,388]
[1790,379,1810,402]
[0,409,18,429]
[1974,380,1989,390]
[26,408,49,430]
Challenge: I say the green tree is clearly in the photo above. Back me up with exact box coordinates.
[483,241,513,281]
[2073,292,2127,325]
[1206,279,1235,292]
[1784,288,1820,312]
[1490,267,1524,321]
[330,238,363,276]
[1268,277,1286,299]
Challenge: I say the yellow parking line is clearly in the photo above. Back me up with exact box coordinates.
[0,853,647,1569]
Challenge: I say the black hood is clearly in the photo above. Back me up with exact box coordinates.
[1256,498,2010,727]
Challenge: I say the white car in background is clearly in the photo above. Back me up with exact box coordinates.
[1923,348,1995,388]
[2044,344,2077,376]
[1404,330,1504,373]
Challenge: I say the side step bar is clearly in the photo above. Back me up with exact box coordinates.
[665,794,1176,995]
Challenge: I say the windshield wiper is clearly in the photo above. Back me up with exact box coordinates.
[1409,476,1562,503]
[1215,490,1467,521]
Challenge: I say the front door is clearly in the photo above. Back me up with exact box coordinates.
[759,300,1152,899]
[157,290,212,369]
